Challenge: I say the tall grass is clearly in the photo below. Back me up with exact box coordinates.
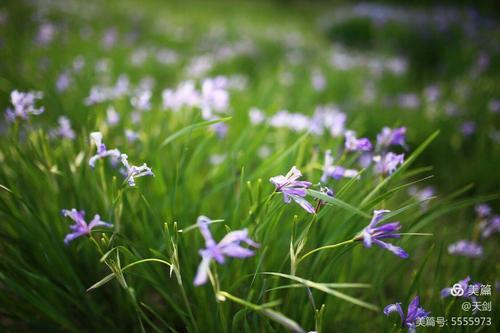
[0,0,498,332]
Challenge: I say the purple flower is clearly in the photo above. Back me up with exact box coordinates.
[6,90,44,121]
[448,240,483,258]
[212,122,228,139]
[475,204,491,218]
[249,107,265,125]
[106,106,120,126]
[130,90,152,111]
[316,186,335,211]
[120,154,154,187]
[194,216,259,286]
[321,150,359,182]
[377,126,407,148]
[408,186,435,210]
[50,116,75,140]
[488,99,500,113]
[460,121,476,136]
[56,72,72,92]
[269,110,311,132]
[373,152,404,175]
[311,70,326,92]
[89,132,121,168]
[61,208,112,244]
[358,210,409,258]
[358,152,373,168]
[384,296,430,332]
[441,276,481,304]
[270,166,315,214]
[311,105,346,137]
[480,215,500,238]
[345,130,372,152]
[125,129,140,142]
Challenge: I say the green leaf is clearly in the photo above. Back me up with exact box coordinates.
[87,258,172,292]
[218,291,305,333]
[261,272,378,311]
[160,117,231,147]
[307,189,370,218]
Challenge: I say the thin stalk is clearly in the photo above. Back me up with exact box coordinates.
[297,238,356,264]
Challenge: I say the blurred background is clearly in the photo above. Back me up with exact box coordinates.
[0,0,499,332]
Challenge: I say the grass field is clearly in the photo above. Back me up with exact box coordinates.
[0,0,499,332]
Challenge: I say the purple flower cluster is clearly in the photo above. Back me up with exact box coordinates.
[194,216,259,286]
[475,204,500,238]
[89,132,153,186]
[318,126,407,183]
[373,152,405,175]
[448,240,483,258]
[270,166,315,214]
[321,150,359,182]
[5,90,44,121]
[61,209,113,244]
[49,116,75,140]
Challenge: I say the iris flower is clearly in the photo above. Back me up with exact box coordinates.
[344,130,372,152]
[89,132,121,168]
[373,152,404,175]
[194,216,259,286]
[447,240,483,258]
[270,166,315,214]
[384,296,430,333]
[61,209,112,244]
[6,90,44,121]
[358,210,409,258]
[321,150,359,182]
[376,126,407,148]
[120,154,154,187]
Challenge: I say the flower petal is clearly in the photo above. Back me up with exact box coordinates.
[290,195,315,214]
[383,302,404,322]
[373,239,409,258]
[193,256,212,286]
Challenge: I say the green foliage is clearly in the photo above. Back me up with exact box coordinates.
[0,0,498,332]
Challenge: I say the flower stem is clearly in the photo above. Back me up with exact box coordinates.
[297,238,355,264]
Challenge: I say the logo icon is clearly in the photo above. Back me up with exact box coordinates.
[450,283,465,297]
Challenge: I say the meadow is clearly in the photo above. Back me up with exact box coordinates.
[0,0,499,332]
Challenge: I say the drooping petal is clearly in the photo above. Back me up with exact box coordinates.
[286,166,302,181]
[88,215,113,230]
[90,131,103,147]
[440,288,451,298]
[218,229,259,248]
[197,216,217,247]
[369,210,391,228]
[284,187,308,197]
[193,256,212,286]
[373,239,409,258]
[373,222,401,235]
[362,230,372,248]
[64,231,87,245]
[220,244,255,258]
[89,154,100,168]
[383,302,404,322]
[290,194,315,214]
